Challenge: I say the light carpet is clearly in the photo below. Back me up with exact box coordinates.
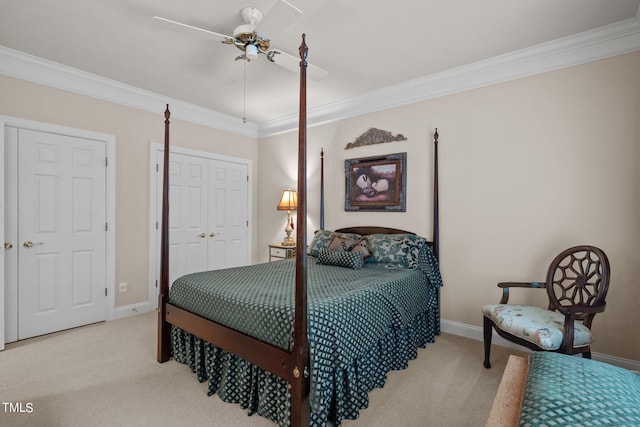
[0,312,522,426]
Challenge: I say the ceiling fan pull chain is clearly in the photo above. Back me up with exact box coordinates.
[242,58,247,124]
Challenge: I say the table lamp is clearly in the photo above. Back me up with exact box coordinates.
[276,189,297,246]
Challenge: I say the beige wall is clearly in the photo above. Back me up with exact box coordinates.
[0,75,259,307]
[1,51,637,361]
[258,51,640,361]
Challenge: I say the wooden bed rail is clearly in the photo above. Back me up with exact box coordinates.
[165,303,293,380]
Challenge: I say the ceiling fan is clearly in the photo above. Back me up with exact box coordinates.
[153,2,328,81]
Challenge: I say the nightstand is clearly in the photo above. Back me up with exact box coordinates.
[268,243,296,261]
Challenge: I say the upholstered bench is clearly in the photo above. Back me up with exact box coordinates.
[486,352,640,426]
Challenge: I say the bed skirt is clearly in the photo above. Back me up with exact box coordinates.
[171,307,439,426]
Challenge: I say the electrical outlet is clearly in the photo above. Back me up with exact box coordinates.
[118,282,128,293]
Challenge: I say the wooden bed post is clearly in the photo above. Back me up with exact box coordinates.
[157,104,171,363]
[290,34,311,427]
[320,148,324,230]
[432,128,440,260]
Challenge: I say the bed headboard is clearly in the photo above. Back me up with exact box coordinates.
[334,226,415,235]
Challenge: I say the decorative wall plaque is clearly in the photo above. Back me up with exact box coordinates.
[345,128,407,149]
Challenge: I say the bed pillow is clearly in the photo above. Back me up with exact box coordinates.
[349,236,372,259]
[307,230,334,256]
[365,233,426,268]
[316,248,365,269]
[307,230,360,256]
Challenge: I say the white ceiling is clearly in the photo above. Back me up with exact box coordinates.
[1,0,639,132]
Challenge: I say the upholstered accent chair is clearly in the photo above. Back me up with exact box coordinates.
[483,245,610,369]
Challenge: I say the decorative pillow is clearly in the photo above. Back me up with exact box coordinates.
[520,352,640,425]
[307,230,334,256]
[366,233,426,268]
[349,236,372,259]
[316,248,365,269]
[307,230,360,256]
[327,235,358,252]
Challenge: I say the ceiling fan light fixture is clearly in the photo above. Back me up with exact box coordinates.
[245,43,258,60]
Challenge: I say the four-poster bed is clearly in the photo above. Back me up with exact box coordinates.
[157,35,442,426]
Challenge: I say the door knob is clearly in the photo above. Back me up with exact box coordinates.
[23,241,43,248]
[4,242,12,249]
[209,232,215,238]
[199,233,206,238]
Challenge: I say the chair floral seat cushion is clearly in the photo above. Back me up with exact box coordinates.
[482,305,593,350]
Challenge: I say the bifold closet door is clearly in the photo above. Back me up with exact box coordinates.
[208,160,249,270]
[164,151,209,287]
[156,151,249,288]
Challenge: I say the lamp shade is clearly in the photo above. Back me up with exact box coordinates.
[277,189,297,211]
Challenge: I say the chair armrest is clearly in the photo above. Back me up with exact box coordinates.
[497,281,546,289]
[558,303,606,352]
[496,282,546,304]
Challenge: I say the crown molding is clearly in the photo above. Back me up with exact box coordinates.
[258,15,640,137]
[1,14,639,140]
[0,47,258,138]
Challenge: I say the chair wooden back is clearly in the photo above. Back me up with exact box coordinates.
[545,245,610,327]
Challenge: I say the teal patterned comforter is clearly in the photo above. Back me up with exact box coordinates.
[170,249,442,426]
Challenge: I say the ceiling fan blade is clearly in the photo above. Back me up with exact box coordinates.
[257,0,303,35]
[280,0,304,15]
[153,16,233,41]
[273,49,328,82]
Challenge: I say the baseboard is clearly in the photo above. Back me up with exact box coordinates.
[114,301,154,320]
[593,352,640,371]
[441,318,640,371]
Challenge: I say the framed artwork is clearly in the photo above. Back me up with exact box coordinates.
[344,152,406,211]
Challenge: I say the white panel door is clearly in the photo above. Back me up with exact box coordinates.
[0,123,4,350]
[158,152,209,286]
[209,160,249,269]
[3,126,18,343]
[18,129,106,339]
